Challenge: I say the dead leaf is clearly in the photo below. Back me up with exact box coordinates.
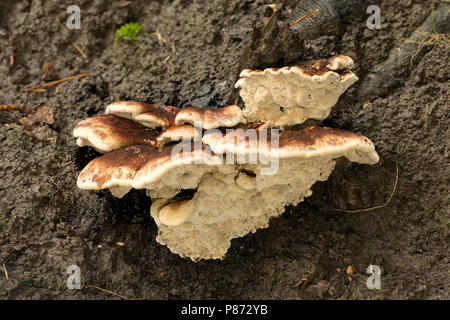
[18,105,54,136]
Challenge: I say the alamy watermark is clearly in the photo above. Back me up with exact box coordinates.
[67,265,81,289]
[366,264,381,290]
[66,5,81,30]
[367,5,381,30]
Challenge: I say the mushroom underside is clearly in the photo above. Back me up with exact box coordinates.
[235,56,358,128]
[235,67,357,128]
[147,159,335,261]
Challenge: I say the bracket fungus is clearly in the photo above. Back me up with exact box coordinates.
[174,105,245,129]
[235,55,358,128]
[105,101,178,129]
[73,55,379,261]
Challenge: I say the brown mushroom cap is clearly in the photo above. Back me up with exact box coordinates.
[73,114,158,153]
[105,101,178,129]
[77,142,222,191]
[174,105,244,129]
[202,126,379,165]
[77,145,158,190]
[156,125,200,147]
[327,54,355,71]
[78,125,379,193]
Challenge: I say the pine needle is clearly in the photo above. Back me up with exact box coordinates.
[289,9,319,27]
[20,73,87,93]
[72,42,87,58]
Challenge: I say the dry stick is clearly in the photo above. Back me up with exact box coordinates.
[289,9,319,27]
[3,263,8,280]
[72,42,87,58]
[0,104,33,114]
[84,285,130,300]
[334,162,399,213]
[20,73,87,93]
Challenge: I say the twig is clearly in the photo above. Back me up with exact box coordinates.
[3,263,8,280]
[0,104,33,114]
[289,9,319,27]
[84,285,130,300]
[72,42,87,58]
[20,73,87,93]
[334,163,399,213]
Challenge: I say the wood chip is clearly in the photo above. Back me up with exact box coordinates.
[346,265,355,275]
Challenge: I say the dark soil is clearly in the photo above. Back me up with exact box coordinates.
[0,0,448,299]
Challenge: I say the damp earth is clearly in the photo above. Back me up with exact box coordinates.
[0,0,448,299]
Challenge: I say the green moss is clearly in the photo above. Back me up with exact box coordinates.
[114,22,144,46]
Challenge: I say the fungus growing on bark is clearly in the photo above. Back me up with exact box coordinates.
[74,104,378,260]
[105,101,178,129]
[174,105,244,129]
[73,54,378,261]
[73,114,158,153]
[234,55,358,128]
[156,125,200,147]
[202,126,379,165]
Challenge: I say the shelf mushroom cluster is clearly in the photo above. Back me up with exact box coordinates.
[73,55,379,261]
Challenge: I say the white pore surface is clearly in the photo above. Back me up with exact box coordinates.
[235,68,358,128]
[144,158,336,261]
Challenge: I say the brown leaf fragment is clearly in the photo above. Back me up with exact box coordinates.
[18,105,54,136]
